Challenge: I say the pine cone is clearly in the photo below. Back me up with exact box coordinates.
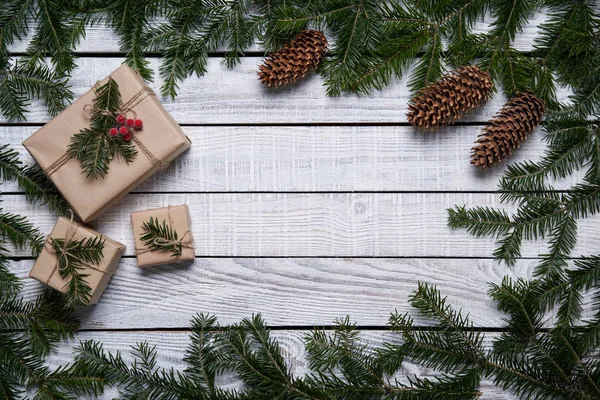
[258,30,328,87]
[407,66,494,130]
[471,91,545,169]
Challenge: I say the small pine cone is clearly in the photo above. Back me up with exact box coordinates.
[471,91,545,169]
[407,66,494,130]
[258,30,328,87]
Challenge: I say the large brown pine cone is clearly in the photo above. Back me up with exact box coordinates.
[258,30,328,87]
[471,91,545,169]
[407,66,494,130]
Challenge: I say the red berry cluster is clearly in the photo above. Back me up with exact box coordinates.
[108,115,143,142]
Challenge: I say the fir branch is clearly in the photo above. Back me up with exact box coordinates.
[488,0,539,45]
[140,217,184,257]
[0,0,32,63]
[0,60,72,121]
[0,144,69,215]
[321,0,384,96]
[184,313,223,397]
[51,235,105,305]
[73,340,207,399]
[397,283,487,372]
[0,291,79,357]
[408,29,445,92]
[0,257,21,295]
[28,0,79,75]
[18,164,70,215]
[534,1,600,90]
[66,77,137,178]
[102,0,165,81]
[447,205,513,238]
[146,0,208,99]
[0,266,92,398]
[345,2,429,94]
[571,72,600,117]
[305,316,390,396]
[0,211,44,257]
[220,315,324,399]
[0,144,21,182]
[449,148,600,267]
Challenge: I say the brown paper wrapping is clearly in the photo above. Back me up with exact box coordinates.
[29,217,125,305]
[131,205,194,267]
[22,65,191,222]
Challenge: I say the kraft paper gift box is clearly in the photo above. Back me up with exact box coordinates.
[22,64,191,222]
[131,205,195,267]
[29,216,125,305]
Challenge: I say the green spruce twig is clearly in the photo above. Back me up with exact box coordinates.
[0,269,105,398]
[140,216,183,257]
[0,144,69,215]
[66,77,137,178]
[51,235,105,305]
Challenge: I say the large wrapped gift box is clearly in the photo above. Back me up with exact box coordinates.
[29,216,125,305]
[23,64,191,222]
[130,204,195,267]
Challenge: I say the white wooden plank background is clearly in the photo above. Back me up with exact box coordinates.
[1,125,579,192]
[3,10,588,399]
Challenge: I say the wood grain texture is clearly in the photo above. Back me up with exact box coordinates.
[5,193,599,258]
[44,330,516,399]
[0,57,573,124]
[10,257,541,328]
[3,125,578,193]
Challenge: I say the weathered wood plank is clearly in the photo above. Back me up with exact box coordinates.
[10,257,538,328]
[5,193,599,258]
[0,57,573,124]
[43,330,516,399]
[2,125,574,193]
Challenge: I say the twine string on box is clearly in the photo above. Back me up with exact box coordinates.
[44,82,168,177]
[136,205,193,262]
[43,211,113,286]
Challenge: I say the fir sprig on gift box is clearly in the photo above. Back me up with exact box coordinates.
[66,78,138,179]
[140,216,184,257]
[50,235,105,305]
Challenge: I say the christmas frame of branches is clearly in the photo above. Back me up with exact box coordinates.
[1,0,600,398]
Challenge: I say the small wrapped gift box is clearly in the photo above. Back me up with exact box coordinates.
[131,205,195,267]
[22,64,191,222]
[29,216,125,304]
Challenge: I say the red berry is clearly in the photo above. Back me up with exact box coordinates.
[119,126,129,135]
[109,127,118,136]
[134,119,143,129]
[126,119,135,127]
[123,133,132,142]
[116,115,126,124]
